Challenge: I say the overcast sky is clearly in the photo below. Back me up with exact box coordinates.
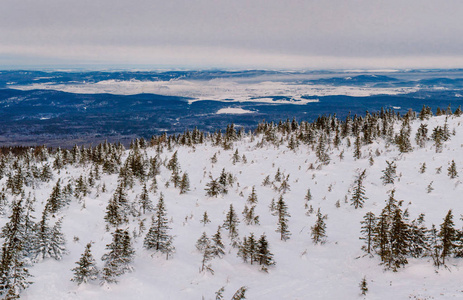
[1,0,463,69]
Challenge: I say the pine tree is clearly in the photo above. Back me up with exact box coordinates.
[274,168,282,182]
[215,286,225,299]
[428,224,443,267]
[353,135,362,159]
[45,178,67,214]
[32,210,67,261]
[200,211,211,226]
[196,232,210,252]
[223,204,240,245]
[143,194,175,259]
[419,162,426,174]
[274,195,291,241]
[311,208,327,245]
[242,205,260,226]
[439,209,457,264]
[138,184,153,215]
[231,286,247,300]
[351,169,367,209]
[395,120,412,153]
[316,134,330,165]
[237,233,258,265]
[408,214,428,258]
[211,227,225,258]
[247,186,258,204]
[71,242,99,285]
[166,151,180,172]
[304,189,312,209]
[360,212,376,254]
[205,178,222,197]
[257,233,275,272]
[101,229,135,284]
[381,161,397,185]
[196,233,214,274]
[262,175,271,186]
[386,205,409,271]
[179,172,190,194]
[104,183,130,228]
[232,149,240,164]
[278,179,291,194]
[447,160,458,179]
[0,198,32,297]
[415,123,428,148]
[40,163,53,182]
[359,276,368,296]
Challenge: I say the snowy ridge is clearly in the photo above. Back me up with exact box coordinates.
[1,110,463,299]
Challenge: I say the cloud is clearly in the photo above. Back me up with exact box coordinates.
[1,0,463,68]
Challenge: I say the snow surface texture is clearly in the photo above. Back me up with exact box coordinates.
[216,107,255,115]
[10,78,414,104]
[4,115,463,299]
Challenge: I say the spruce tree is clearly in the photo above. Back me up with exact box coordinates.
[166,151,180,172]
[381,161,397,185]
[415,123,428,148]
[143,194,175,259]
[197,233,214,274]
[311,208,327,245]
[45,178,67,214]
[247,186,258,204]
[408,214,428,258]
[257,233,275,272]
[179,172,190,194]
[0,198,32,297]
[351,169,367,209]
[223,204,240,246]
[360,212,376,254]
[304,188,312,209]
[200,211,211,226]
[32,211,67,262]
[428,224,443,267]
[359,276,368,296]
[104,183,130,228]
[395,120,412,153]
[353,135,362,159]
[71,242,99,285]
[101,229,135,284]
[231,286,247,300]
[211,227,225,258]
[205,178,222,197]
[138,184,153,215]
[387,205,409,271]
[439,209,457,264]
[242,205,260,226]
[274,195,291,241]
[196,232,210,252]
[316,134,330,165]
[447,160,458,179]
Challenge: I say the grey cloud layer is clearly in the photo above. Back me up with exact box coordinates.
[1,0,463,68]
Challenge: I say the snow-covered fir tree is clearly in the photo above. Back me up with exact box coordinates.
[143,193,175,259]
[101,229,135,284]
[71,242,99,285]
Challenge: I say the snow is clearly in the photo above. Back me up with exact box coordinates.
[10,78,417,104]
[216,107,254,115]
[2,114,463,299]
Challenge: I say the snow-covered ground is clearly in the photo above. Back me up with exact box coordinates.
[3,114,463,299]
[10,79,417,104]
[216,107,255,115]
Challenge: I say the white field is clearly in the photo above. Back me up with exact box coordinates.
[3,115,463,299]
[10,79,416,104]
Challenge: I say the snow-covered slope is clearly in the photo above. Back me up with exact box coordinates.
[2,112,463,299]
